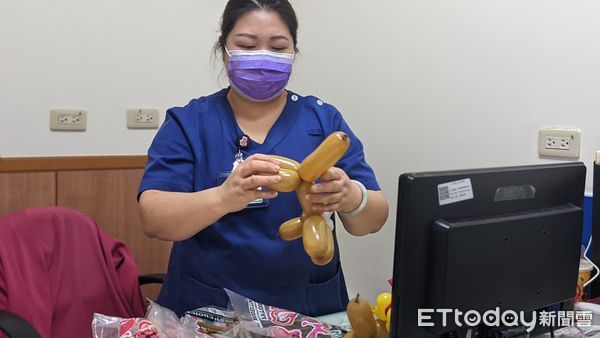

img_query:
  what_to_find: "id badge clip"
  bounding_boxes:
[216,134,269,209]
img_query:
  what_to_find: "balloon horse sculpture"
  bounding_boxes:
[267,132,350,265]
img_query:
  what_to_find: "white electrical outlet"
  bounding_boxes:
[127,108,159,129]
[544,136,571,150]
[50,109,87,131]
[538,128,581,158]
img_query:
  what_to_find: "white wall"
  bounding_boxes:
[3,0,600,303]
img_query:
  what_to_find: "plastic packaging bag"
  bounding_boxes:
[183,306,238,335]
[92,314,160,338]
[224,289,346,338]
[93,292,345,338]
[93,301,213,338]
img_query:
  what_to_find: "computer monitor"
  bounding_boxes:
[390,162,586,337]
[591,159,600,298]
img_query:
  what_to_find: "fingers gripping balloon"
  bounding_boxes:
[267,132,350,265]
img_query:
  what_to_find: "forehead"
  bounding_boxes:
[230,9,292,37]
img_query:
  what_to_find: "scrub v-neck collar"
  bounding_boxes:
[220,88,300,155]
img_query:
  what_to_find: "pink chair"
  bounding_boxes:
[0,207,153,337]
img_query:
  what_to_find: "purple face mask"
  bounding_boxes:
[226,48,294,102]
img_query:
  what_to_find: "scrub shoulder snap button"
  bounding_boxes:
[316,99,324,106]
[291,95,299,101]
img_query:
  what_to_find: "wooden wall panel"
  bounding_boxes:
[0,156,147,172]
[57,169,171,300]
[0,157,170,301]
[0,172,56,216]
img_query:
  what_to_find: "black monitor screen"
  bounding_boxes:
[390,162,586,337]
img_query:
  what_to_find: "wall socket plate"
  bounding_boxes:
[538,127,581,158]
[127,108,159,129]
[50,109,87,131]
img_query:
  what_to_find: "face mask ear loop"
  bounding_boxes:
[225,47,232,58]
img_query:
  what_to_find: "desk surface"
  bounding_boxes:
[538,326,600,337]
[315,311,350,331]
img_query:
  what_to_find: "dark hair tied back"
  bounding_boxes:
[215,0,299,56]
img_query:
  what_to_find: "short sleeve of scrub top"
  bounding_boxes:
[137,111,195,197]
[324,102,381,192]
[137,89,380,318]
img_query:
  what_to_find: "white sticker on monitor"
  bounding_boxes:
[438,178,474,206]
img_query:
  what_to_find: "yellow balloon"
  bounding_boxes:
[372,292,392,321]
[386,309,391,332]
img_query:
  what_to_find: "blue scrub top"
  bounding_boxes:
[138,88,380,317]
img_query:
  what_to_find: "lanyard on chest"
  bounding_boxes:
[232,134,250,171]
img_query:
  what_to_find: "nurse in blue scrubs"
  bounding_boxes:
[138,0,389,317]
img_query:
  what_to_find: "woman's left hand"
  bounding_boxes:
[305,167,362,213]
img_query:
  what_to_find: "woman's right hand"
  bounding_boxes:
[217,154,281,213]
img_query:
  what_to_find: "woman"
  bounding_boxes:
[138,0,388,317]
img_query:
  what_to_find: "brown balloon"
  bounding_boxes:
[270,155,300,171]
[296,181,315,216]
[343,331,355,338]
[344,297,390,338]
[267,132,350,265]
[278,217,303,241]
[310,224,335,265]
[268,169,300,193]
[298,132,350,183]
[347,294,377,338]
[374,320,389,338]
[302,215,329,259]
